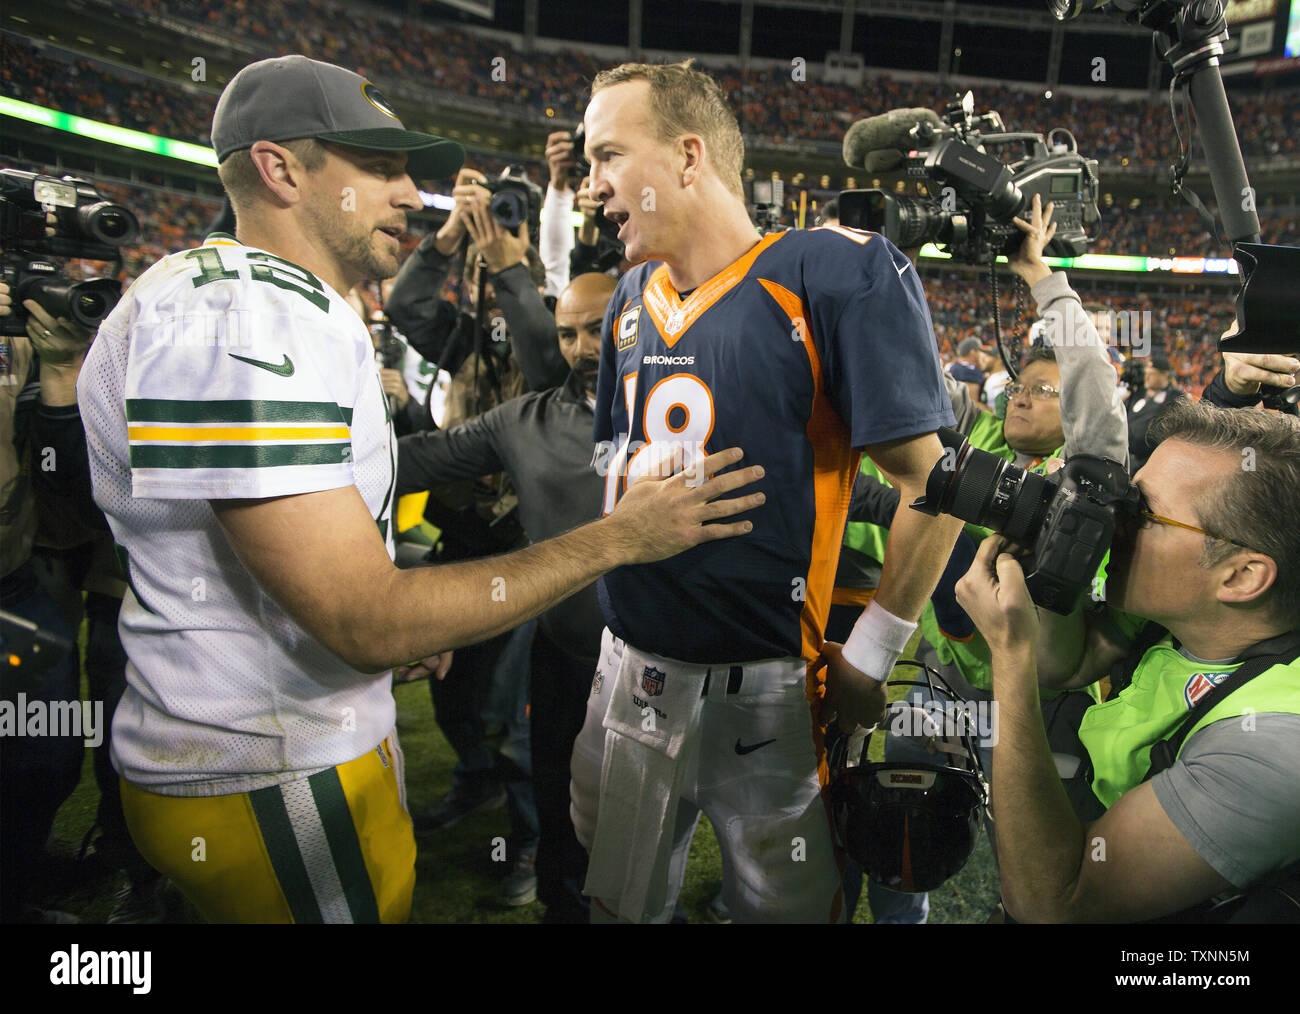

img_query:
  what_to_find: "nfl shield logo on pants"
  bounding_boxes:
[641,666,666,697]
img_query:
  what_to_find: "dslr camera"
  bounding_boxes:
[0,169,139,337]
[563,123,623,246]
[911,427,1141,614]
[483,166,543,249]
[839,92,1099,265]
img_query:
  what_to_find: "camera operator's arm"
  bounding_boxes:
[385,235,458,361]
[540,131,577,299]
[1203,318,1299,407]
[464,203,568,391]
[3,290,105,531]
[957,537,1233,922]
[1010,196,1128,466]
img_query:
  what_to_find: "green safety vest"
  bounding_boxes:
[1079,644,1300,808]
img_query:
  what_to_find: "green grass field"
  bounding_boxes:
[43,629,999,923]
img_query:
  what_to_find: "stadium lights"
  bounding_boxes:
[917,244,1239,275]
[0,96,219,167]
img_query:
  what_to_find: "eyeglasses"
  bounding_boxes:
[1005,382,1060,401]
[1138,509,1254,551]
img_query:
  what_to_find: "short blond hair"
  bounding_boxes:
[591,60,744,200]
[217,137,326,212]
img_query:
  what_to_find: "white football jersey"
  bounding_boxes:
[79,233,398,797]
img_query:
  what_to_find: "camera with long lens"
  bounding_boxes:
[751,179,789,235]
[483,166,544,249]
[911,427,1141,614]
[0,168,139,337]
[838,92,1099,265]
[568,121,592,184]
[564,122,622,246]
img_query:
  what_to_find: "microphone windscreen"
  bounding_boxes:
[842,107,945,169]
[865,149,905,173]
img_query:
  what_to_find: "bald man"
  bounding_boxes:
[397,272,618,922]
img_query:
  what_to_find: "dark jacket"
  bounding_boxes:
[397,373,603,657]
[386,233,567,405]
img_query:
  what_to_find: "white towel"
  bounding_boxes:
[582,641,706,922]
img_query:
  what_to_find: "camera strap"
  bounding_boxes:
[1167,76,1226,247]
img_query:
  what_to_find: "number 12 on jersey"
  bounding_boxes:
[602,371,716,513]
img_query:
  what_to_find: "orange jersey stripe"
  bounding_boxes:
[641,233,784,349]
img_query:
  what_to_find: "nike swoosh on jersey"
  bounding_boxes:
[228,352,295,377]
[734,738,777,755]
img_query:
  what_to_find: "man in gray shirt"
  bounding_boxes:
[397,273,617,923]
[957,397,1300,922]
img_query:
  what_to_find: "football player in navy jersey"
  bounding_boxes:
[569,60,968,923]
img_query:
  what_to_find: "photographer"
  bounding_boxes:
[539,129,624,283]
[387,167,566,414]
[850,195,1128,922]
[347,282,436,438]
[539,130,577,298]
[1,278,93,922]
[957,399,1300,923]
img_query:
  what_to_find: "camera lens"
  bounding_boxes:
[75,289,108,319]
[915,430,1056,549]
[33,277,122,328]
[489,190,526,230]
[76,201,139,245]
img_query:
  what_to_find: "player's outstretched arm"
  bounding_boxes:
[212,446,764,673]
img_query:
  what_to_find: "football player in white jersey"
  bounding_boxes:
[77,54,765,924]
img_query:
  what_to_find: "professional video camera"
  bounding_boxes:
[484,166,543,249]
[911,427,1141,614]
[0,169,138,338]
[751,179,789,235]
[838,92,1100,265]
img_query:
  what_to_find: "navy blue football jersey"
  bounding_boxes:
[593,226,955,664]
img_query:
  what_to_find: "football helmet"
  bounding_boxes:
[827,660,990,894]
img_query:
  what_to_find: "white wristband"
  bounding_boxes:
[840,600,917,682]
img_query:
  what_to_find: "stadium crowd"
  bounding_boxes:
[6,6,1300,169]
[5,33,1296,266]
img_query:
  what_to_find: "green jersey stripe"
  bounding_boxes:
[126,399,348,425]
[308,768,381,924]
[131,443,351,469]
[249,785,325,924]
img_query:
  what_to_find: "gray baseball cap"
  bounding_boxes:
[212,55,465,180]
